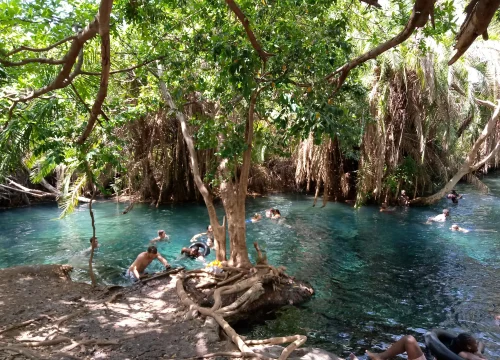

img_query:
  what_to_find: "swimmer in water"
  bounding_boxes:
[271,209,281,219]
[251,213,262,223]
[191,225,214,247]
[426,209,450,223]
[380,203,395,212]
[450,224,469,233]
[265,208,274,218]
[150,229,170,244]
[447,189,463,204]
[82,237,99,255]
[350,333,486,360]
[126,246,170,281]
[181,245,204,259]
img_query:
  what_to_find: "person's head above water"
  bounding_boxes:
[381,203,388,209]
[158,230,166,238]
[451,224,459,230]
[147,245,158,259]
[450,333,479,354]
[89,237,99,249]
[181,246,199,257]
[207,225,213,232]
[443,209,450,216]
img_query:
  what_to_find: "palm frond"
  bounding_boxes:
[58,174,87,219]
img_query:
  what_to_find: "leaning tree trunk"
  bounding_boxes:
[156,64,227,261]
[412,100,500,205]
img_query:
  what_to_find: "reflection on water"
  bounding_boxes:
[1,180,500,357]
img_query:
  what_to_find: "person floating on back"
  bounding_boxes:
[150,229,169,244]
[350,333,486,360]
[451,224,469,233]
[427,209,450,223]
[126,245,170,281]
[447,189,463,204]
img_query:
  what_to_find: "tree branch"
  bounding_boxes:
[449,0,500,65]
[76,0,114,145]
[225,0,274,62]
[325,0,436,93]
[5,36,77,57]
[239,87,265,194]
[360,0,382,8]
[0,57,66,67]
[80,55,167,76]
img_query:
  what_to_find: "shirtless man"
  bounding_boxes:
[127,246,170,280]
[427,209,450,223]
[150,230,169,244]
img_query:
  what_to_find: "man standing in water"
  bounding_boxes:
[127,246,170,280]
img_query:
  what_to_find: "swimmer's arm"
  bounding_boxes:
[156,253,169,267]
[130,265,141,280]
[190,233,205,243]
[458,352,486,360]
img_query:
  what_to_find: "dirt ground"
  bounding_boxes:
[0,265,341,360]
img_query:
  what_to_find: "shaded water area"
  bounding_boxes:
[1,178,500,358]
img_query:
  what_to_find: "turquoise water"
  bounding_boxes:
[1,180,500,358]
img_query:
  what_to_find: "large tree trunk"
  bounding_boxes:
[221,180,251,268]
[156,65,227,261]
[412,100,500,205]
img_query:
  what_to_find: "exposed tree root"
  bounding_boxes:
[0,345,47,359]
[176,267,309,360]
[55,308,88,328]
[188,351,272,359]
[0,314,53,335]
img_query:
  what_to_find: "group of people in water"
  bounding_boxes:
[117,208,283,281]
[380,189,469,233]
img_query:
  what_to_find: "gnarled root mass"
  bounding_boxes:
[176,265,314,360]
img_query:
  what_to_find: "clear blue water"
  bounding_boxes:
[1,178,500,358]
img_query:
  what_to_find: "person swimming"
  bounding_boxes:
[271,209,281,219]
[450,224,469,233]
[427,209,450,223]
[181,245,204,259]
[190,225,214,247]
[150,229,170,244]
[380,203,395,212]
[251,213,262,223]
[447,189,463,204]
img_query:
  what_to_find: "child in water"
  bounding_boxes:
[450,224,469,233]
